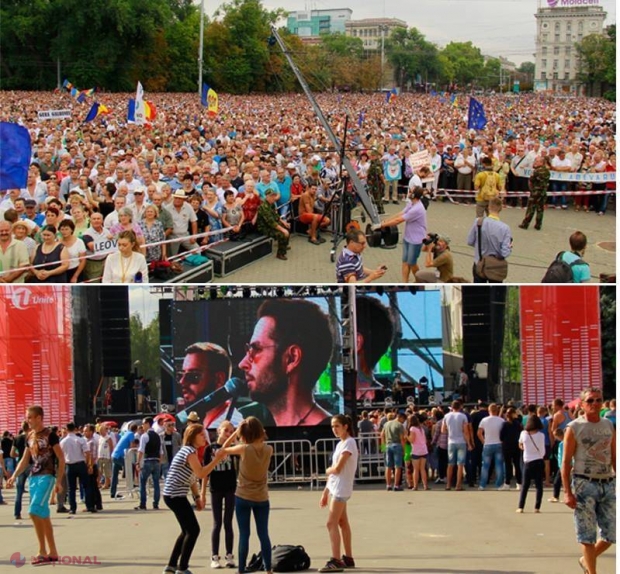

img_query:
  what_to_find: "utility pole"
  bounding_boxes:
[380,26,386,90]
[57,58,61,90]
[198,0,205,96]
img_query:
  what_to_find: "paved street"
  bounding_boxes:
[0,483,615,573]
[211,199,616,284]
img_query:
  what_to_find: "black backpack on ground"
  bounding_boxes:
[541,251,583,283]
[246,545,311,572]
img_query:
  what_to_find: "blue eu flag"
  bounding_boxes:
[0,122,31,191]
[468,97,487,130]
[201,83,209,107]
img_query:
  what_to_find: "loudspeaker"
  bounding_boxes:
[462,287,506,401]
[99,287,131,377]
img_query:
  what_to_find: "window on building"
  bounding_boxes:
[554,46,560,55]
[555,22,560,31]
[553,72,558,80]
[541,72,547,80]
[565,59,570,69]
[565,72,570,80]
[578,33,582,41]
[542,33,549,42]
[542,46,547,55]
[578,21,583,30]
[553,59,558,70]
[567,22,572,31]
[555,33,560,41]
[566,34,572,42]
[542,59,547,68]
[565,46,571,54]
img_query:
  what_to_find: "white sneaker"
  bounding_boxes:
[225,554,236,568]
[515,484,521,491]
[498,484,512,491]
[211,556,222,569]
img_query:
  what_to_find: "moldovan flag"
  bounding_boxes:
[0,122,32,191]
[84,102,110,123]
[202,83,218,116]
[135,81,146,126]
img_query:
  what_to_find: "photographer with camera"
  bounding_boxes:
[415,233,454,283]
[379,187,427,283]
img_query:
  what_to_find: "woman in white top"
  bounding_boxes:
[58,219,87,283]
[102,230,149,283]
[318,415,359,573]
[517,414,545,513]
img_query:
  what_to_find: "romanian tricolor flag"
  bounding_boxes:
[84,102,110,123]
[450,94,458,107]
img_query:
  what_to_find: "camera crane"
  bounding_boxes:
[269,26,399,251]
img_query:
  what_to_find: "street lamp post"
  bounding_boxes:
[198,0,205,96]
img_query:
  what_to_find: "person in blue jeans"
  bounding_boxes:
[477,404,507,490]
[220,417,274,574]
[380,412,406,491]
[110,422,139,499]
[135,417,163,510]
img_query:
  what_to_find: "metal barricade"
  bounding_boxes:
[357,432,385,482]
[266,440,314,487]
[123,447,139,498]
[313,433,385,488]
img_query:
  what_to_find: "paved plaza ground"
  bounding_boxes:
[212,199,616,284]
[0,482,615,573]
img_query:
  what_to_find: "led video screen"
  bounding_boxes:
[170,295,344,428]
[356,290,443,403]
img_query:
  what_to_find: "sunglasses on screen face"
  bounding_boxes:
[584,398,603,404]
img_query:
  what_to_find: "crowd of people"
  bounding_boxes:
[0,90,615,283]
[0,388,615,573]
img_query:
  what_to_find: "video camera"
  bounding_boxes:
[422,232,439,246]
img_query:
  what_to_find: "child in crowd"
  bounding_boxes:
[548,428,564,503]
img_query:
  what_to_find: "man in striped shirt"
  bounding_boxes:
[336,229,386,283]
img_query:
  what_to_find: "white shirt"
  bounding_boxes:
[326,436,358,499]
[60,433,89,464]
[103,210,120,230]
[519,430,545,463]
[443,411,468,445]
[102,251,149,283]
[479,415,504,446]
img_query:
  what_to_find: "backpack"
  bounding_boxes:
[479,171,500,201]
[272,545,311,572]
[247,545,311,572]
[541,251,582,283]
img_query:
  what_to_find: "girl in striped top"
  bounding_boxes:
[162,424,225,574]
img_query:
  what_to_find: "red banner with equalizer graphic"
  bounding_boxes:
[0,286,73,431]
[519,286,602,406]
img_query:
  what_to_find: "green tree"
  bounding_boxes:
[481,57,501,91]
[439,41,484,87]
[576,26,615,98]
[385,27,440,90]
[501,287,521,389]
[0,0,56,89]
[599,286,616,399]
[130,313,161,383]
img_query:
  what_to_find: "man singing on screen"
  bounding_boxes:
[238,299,335,426]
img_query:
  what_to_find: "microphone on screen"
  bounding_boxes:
[176,377,248,424]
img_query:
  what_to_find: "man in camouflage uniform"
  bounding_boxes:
[366,149,385,214]
[257,189,290,260]
[519,156,550,231]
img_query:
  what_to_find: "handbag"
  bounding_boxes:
[475,218,508,282]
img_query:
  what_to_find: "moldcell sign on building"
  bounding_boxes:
[547,0,600,6]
